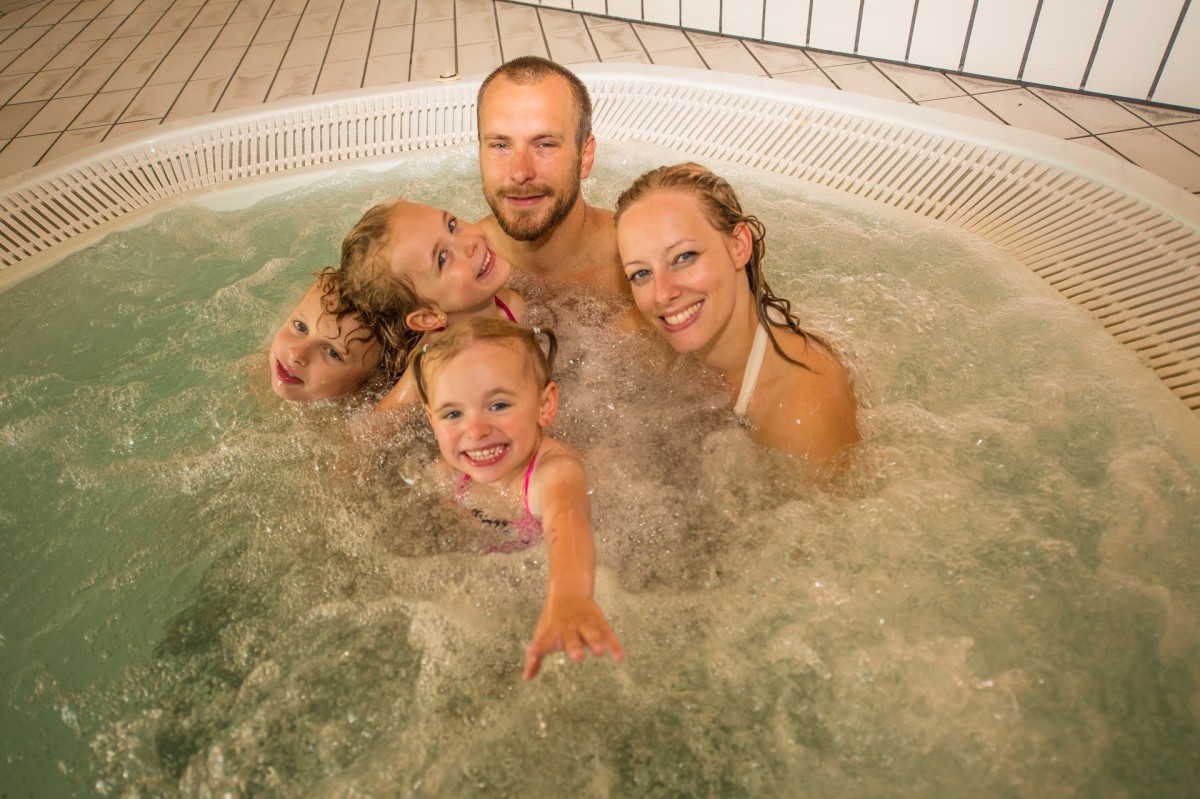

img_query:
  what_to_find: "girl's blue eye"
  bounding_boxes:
[293,320,308,334]
[326,347,344,362]
[447,217,457,233]
[489,401,511,412]
[437,250,447,269]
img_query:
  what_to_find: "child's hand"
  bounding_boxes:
[523,593,624,680]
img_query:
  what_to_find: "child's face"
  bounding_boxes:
[385,202,513,316]
[268,283,381,402]
[424,340,557,485]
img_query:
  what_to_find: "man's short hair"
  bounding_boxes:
[477,56,593,150]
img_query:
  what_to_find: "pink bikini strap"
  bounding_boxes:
[494,294,517,322]
[521,452,537,519]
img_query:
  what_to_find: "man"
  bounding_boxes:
[476,56,631,302]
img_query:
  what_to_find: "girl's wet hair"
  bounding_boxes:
[409,317,558,406]
[614,161,827,369]
[339,198,426,367]
[312,266,403,384]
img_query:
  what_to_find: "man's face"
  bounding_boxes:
[478,74,595,242]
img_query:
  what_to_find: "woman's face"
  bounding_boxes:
[617,189,752,357]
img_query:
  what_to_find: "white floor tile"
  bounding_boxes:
[971,88,1088,139]
[875,62,963,102]
[1098,127,1200,192]
[649,47,706,70]
[823,62,909,104]
[1030,87,1149,135]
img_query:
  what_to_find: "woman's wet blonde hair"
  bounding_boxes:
[409,317,558,407]
[339,198,426,370]
[614,162,825,369]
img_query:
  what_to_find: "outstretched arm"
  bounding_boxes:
[523,453,624,680]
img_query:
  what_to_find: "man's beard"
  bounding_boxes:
[487,178,581,243]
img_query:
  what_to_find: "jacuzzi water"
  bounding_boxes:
[1,142,1198,797]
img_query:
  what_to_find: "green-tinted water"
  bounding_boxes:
[1,145,1198,797]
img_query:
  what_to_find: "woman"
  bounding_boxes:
[614,162,859,466]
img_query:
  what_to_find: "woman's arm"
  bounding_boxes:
[522,450,624,680]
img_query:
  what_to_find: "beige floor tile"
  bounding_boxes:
[328,31,371,63]
[0,98,43,136]
[919,95,1004,124]
[42,124,109,162]
[73,88,137,127]
[282,37,328,69]
[254,15,300,45]
[45,39,103,70]
[130,32,180,62]
[413,20,455,51]
[409,47,456,81]
[745,40,816,75]
[113,12,163,37]
[267,63,320,100]
[0,26,50,52]
[504,27,567,60]
[102,57,160,92]
[591,23,642,60]
[241,41,287,73]
[803,50,863,69]
[99,0,145,18]
[696,41,766,77]
[213,20,260,49]
[86,36,141,65]
[457,40,503,76]
[153,7,202,33]
[171,25,221,54]
[540,7,587,34]
[194,47,246,80]
[39,21,88,47]
[120,81,182,121]
[632,23,690,52]
[1098,127,1200,192]
[192,3,236,28]
[11,67,73,102]
[216,71,274,110]
[649,47,706,70]
[459,0,497,15]
[148,49,205,85]
[306,0,343,12]
[458,13,499,46]
[314,59,364,93]
[166,76,226,119]
[495,4,538,39]
[600,52,650,65]
[269,0,309,16]
[948,73,1020,95]
[230,0,271,24]
[0,73,26,104]
[63,1,110,24]
[370,26,413,58]
[0,131,55,177]
[106,117,162,141]
[1160,120,1200,153]
[1117,101,1200,127]
[336,4,377,34]
[416,0,455,24]
[2,45,63,75]
[378,1,417,28]
[875,62,963,102]
[772,68,839,90]
[972,88,1087,139]
[21,93,90,134]
[547,30,597,65]
[1029,87,1150,135]
[823,62,908,103]
[76,15,123,41]
[0,51,18,73]
[1065,134,1126,161]
[26,4,72,26]
[364,53,410,87]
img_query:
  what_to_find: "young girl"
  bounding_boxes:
[615,163,860,466]
[410,316,623,681]
[268,267,403,402]
[340,199,527,412]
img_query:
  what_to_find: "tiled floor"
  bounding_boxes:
[2,0,1200,195]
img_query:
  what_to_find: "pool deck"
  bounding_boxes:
[1,0,1199,195]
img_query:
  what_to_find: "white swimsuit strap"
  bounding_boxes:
[734,323,769,416]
